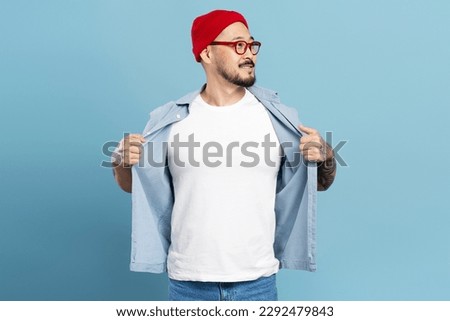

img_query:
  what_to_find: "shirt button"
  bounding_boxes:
[176,114,181,119]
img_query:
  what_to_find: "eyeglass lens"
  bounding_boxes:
[236,41,260,54]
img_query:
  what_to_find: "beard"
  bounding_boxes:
[216,60,256,87]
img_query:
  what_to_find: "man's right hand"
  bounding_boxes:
[113,134,146,167]
[113,134,146,193]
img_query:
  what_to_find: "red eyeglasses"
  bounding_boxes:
[209,40,262,55]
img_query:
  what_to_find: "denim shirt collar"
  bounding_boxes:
[170,84,300,139]
[174,84,281,106]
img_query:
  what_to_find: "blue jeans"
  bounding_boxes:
[168,274,278,301]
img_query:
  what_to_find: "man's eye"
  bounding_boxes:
[236,42,246,49]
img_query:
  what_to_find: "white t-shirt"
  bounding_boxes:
[167,89,281,282]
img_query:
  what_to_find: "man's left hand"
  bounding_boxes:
[299,125,336,191]
[298,125,328,162]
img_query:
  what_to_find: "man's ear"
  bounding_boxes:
[199,47,212,64]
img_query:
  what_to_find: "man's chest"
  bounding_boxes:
[167,103,281,170]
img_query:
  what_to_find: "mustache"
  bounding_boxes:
[239,60,255,68]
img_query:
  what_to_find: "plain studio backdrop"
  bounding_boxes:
[0,0,449,300]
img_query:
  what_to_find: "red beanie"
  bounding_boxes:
[191,10,248,62]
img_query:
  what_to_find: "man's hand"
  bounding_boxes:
[113,134,146,167]
[298,125,328,162]
[112,134,146,193]
[298,125,336,191]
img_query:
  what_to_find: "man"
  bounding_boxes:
[112,10,336,301]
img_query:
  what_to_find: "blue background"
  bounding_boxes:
[1,0,449,300]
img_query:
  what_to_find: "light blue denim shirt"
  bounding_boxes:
[130,85,317,274]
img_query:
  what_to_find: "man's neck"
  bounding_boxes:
[200,81,246,106]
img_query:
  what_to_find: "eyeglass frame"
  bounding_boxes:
[209,40,262,55]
